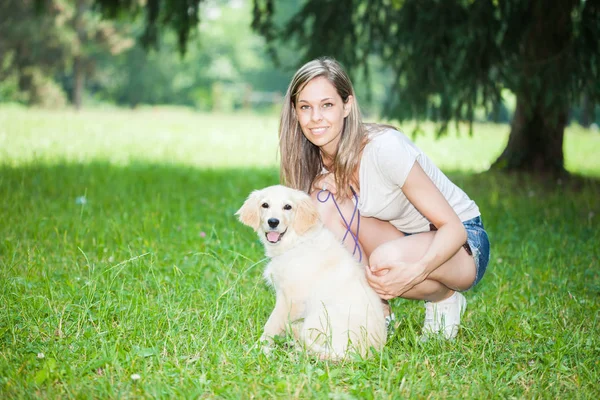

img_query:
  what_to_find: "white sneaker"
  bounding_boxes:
[422,292,467,340]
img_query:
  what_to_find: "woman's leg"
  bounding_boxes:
[369,233,476,301]
[311,191,476,302]
[311,191,477,339]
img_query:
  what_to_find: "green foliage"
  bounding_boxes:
[2,1,292,109]
[22,67,69,108]
[0,52,23,103]
[253,0,599,126]
[0,0,74,104]
[84,0,600,173]
[0,108,599,397]
[0,0,132,106]
[92,1,291,110]
[251,0,600,174]
[91,0,202,55]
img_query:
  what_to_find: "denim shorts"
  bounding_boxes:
[403,216,490,290]
[462,216,490,289]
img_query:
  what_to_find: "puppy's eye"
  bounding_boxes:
[261,203,269,209]
[283,204,292,210]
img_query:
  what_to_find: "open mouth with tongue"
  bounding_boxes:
[265,229,287,244]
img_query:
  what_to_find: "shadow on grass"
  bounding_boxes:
[2,160,598,206]
[1,161,598,297]
[2,160,598,245]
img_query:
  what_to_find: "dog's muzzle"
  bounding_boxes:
[265,229,286,243]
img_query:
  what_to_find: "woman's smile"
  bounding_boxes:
[310,126,329,135]
[295,76,352,155]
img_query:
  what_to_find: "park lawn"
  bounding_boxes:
[0,106,599,398]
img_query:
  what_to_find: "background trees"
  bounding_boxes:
[87,0,600,176]
[0,0,132,107]
[0,0,74,106]
[2,0,598,176]
[252,0,600,176]
[1,0,291,110]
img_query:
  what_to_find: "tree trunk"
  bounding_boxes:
[492,0,575,177]
[492,96,567,175]
[72,0,87,110]
[580,93,593,128]
[73,56,84,110]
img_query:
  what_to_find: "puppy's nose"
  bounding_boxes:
[268,218,279,228]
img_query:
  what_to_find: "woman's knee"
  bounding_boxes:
[368,240,404,268]
[368,235,430,268]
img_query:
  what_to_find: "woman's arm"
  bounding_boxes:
[401,161,466,275]
[366,161,467,298]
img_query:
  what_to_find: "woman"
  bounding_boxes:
[278,57,490,340]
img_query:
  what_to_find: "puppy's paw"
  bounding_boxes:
[259,335,274,356]
[261,344,274,356]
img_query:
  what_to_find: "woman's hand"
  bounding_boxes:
[365,261,427,300]
[312,172,337,194]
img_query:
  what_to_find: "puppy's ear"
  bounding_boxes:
[236,190,261,230]
[293,196,320,234]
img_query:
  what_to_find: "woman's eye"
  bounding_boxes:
[300,105,310,110]
[283,204,292,210]
[323,103,333,108]
[261,203,269,209]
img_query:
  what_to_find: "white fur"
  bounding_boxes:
[237,185,386,360]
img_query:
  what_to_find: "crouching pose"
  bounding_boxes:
[277,57,491,340]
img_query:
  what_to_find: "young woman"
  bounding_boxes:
[278,57,491,340]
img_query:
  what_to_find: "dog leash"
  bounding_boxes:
[316,186,362,262]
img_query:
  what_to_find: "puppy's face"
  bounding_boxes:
[236,185,320,252]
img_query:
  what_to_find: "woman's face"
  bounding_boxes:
[294,76,352,158]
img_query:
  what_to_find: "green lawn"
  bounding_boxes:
[1,106,599,398]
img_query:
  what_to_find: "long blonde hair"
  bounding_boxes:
[279,57,368,199]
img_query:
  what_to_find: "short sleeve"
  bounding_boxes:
[372,132,420,188]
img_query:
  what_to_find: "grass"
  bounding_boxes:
[0,106,599,398]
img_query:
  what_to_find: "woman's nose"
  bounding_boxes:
[311,108,323,121]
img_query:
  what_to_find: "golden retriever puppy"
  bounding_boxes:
[236,185,386,360]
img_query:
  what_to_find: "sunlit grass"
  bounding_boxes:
[0,107,600,176]
[2,106,599,175]
[0,106,599,398]
[0,106,280,168]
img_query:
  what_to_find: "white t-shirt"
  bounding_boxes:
[357,128,480,233]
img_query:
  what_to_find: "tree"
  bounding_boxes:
[1,0,132,107]
[92,0,291,109]
[252,0,600,176]
[0,0,73,105]
[94,0,599,177]
[68,0,133,109]
[90,0,202,55]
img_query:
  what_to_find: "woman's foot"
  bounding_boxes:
[421,291,467,340]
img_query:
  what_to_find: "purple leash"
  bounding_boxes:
[316,186,362,262]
